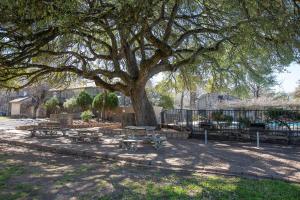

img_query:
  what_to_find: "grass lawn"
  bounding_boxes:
[0,144,299,200]
[0,116,9,120]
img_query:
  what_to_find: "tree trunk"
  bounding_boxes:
[32,105,39,119]
[180,91,184,110]
[189,91,196,109]
[101,90,107,121]
[130,88,157,126]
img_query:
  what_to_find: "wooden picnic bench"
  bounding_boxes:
[119,134,167,151]
[121,139,143,151]
[69,135,102,143]
[29,127,69,138]
[68,129,103,143]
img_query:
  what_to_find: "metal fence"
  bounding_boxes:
[161,109,300,142]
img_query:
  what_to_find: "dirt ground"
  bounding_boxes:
[1,128,300,182]
[1,143,300,200]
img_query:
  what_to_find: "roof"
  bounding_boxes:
[9,97,30,103]
[197,93,239,100]
[218,98,300,109]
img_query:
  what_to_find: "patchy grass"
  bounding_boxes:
[0,144,299,200]
[0,165,37,200]
[0,116,9,121]
[55,164,94,186]
[98,175,300,200]
[0,165,25,187]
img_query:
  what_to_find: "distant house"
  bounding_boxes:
[48,82,103,103]
[9,97,46,118]
[0,90,27,116]
[9,97,32,117]
[2,80,134,118]
[48,82,131,106]
[196,93,239,110]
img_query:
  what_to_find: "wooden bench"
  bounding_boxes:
[69,134,102,143]
[121,139,143,151]
[119,135,167,151]
[29,127,69,138]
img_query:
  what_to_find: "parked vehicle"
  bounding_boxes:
[0,111,7,116]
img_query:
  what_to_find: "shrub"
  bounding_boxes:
[265,108,300,121]
[44,96,60,114]
[211,110,233,126]
[106,92,119,110]
[76,91,93,111]
[63,97,78,113]
[81,110,93,122]
[92,93,104,111]
[92,92,119,120]
[158,94,174,109]
[238,117,251,128]
[265,108,300,130]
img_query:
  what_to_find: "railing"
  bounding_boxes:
[161,109,300,143]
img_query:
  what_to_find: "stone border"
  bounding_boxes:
[0,138,298,183]
[16,124,121,130]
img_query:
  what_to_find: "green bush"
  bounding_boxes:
[81,110,93,122]
[211,110,233,126]
[211,111,233,122]
[106,92,119,110]
[92,93,104,111]
[63,97,78,113]
[44,96,60,114]
[158,94,174,109]
[238,117,251,128]
[76,91,93,111]
[92,92,119,120]
[265,108,300,121]
[265,108,300,130]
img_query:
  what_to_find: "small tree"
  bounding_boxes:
[106,92,119,111]
[92,93,104,121]
[158,94,174,110]
[63,97,78,113]
[44,97,60,115]
[92,92,119,121]
[76,91,93,111]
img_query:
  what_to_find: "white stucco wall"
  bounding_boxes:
[10,103,21,116]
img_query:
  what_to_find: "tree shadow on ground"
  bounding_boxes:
[1,143,300,200]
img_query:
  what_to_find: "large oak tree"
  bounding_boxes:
[0,0,299,125]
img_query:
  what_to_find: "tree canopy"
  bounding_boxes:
[0,0,299,125]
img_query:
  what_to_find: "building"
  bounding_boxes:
[196,93,240,110]
[48,82,103,103]
[0,90,27,116]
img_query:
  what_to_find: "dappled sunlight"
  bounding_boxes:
[1,129,300,183]
[0,142,300,199]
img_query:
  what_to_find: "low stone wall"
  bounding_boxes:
[50,113,73,126]
[16,123,121,130]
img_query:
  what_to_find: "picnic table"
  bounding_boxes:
[119,134,167,151]
[68,128,102,143]
[29,121,69,138]
[124,126,156,136]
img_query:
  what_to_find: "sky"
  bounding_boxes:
[273,62,300,93]
[151,62,300,94]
